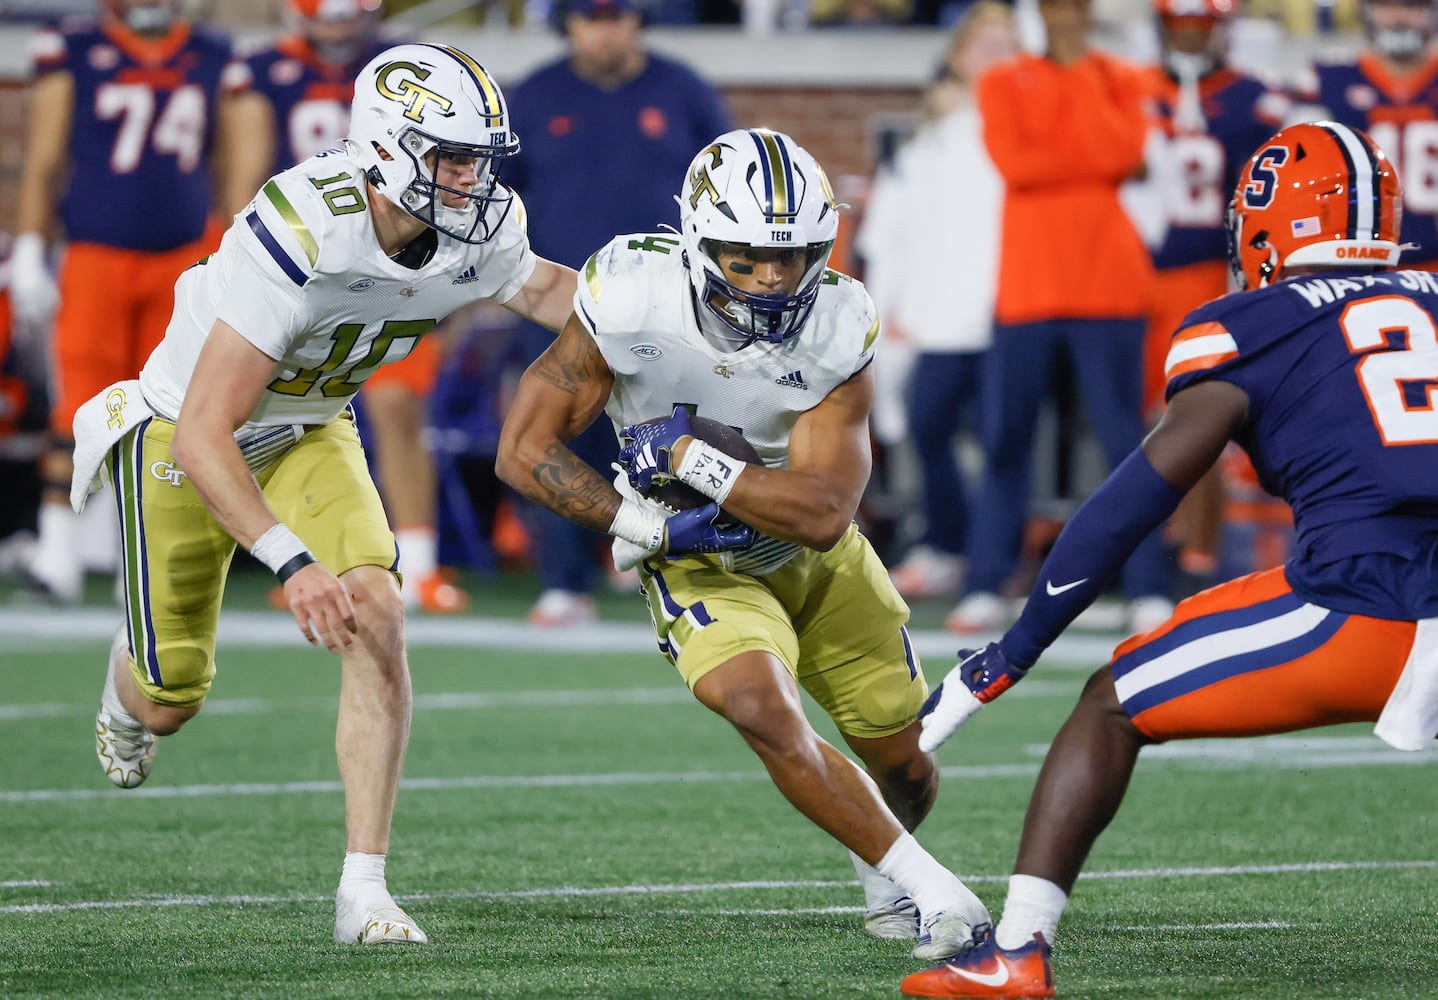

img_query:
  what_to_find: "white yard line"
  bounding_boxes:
[0,606,1116,663]
[2,861,1430,918]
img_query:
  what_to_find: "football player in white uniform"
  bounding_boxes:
[497,128,990,960]
[73,43,577,944]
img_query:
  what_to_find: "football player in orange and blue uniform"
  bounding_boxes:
[1142,0,1290,587]
[12,0,244,602]
[1294,0,1438,269]
[906,121,1438,997]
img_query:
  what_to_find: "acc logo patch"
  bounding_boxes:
[348,277,375,291]
[630,344,663,360]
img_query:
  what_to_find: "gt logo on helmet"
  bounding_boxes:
[375,61,455,123]
[688,143,724,210]
[1242,145,1288,209]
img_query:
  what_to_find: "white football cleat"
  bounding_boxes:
[95,707,156,789]
[95,629,155,789]
[864,895,921,940]
[914,909,984,962]
[334,888,428,945]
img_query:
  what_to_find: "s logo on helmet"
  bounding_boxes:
[375,61,455,123]
[1242,145,1289,210]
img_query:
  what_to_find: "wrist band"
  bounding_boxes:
[675,439,747,505]
[275,552,317,584]
[609,498,666,552]
[251,523,314,580]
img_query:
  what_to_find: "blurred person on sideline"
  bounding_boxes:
[503,0,732,627]
[498,127,991,958]
[904,119,1437,1000]
[1141,0,1289,593]
[75,44,576,943]
[223,1,469,614]
[10,0,245,604]
[856,1,1017,602]
[950,0,1172,636]
[1293,0,1438,269]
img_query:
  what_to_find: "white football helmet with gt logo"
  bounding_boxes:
[678,128,839,344]
[347,43,520,244]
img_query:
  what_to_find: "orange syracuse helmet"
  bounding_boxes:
[1228,121,1403,290]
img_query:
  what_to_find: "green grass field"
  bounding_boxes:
[1,571,1434,998]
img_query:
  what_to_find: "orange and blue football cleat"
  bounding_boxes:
[901,931,1054,998]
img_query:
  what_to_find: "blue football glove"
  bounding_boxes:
[917,642,1029,752]
[663,502,755,558]
[618,405,694,493]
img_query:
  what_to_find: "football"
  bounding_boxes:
[635,414,762,516]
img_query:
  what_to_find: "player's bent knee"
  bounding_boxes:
[343,564,406,650]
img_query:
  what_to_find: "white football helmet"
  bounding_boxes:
[678,128,839,344]
[347,43,520,244]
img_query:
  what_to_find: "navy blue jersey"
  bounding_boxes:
[1298,54,1438,264]
[1166,269,1438,618]
[1147,67,1288,270]
[31,18,237,251]
[240,35,392,175]
[504,52,732,269]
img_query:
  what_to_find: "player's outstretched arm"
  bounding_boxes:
[501,258,579,334]
[171,321,356,653]
[919,379,1248,750]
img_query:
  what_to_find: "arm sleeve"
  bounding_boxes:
[1002,448,1184,668]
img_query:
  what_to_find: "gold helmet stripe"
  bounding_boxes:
[421,43,505,122]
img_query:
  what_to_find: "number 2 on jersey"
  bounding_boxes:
[1339,295,1438,445]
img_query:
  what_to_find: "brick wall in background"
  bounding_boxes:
[0,81,922,238]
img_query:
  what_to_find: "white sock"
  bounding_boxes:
[995,873,1068,949]
[849,849,905,909]
[101,632,142,730]
[339,851,388,895]
[395,527,437,581]
[874,831,985,921]
[32,502,83,598]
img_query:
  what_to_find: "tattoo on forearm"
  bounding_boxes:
[528,443,618,532]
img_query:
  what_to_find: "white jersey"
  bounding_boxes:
[140,147,536,430]
[577,232,879,575]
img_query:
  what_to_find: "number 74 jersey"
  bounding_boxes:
[1164,269,1438,617]
[140,148,537,430]
[30,18,244,252]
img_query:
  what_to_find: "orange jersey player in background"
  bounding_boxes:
[11,0,245,603]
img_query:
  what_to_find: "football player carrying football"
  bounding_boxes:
[71,43,577,945]
[904,122,1438,997]
[497,128,990,960]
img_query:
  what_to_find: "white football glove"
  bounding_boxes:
[917,683,985,753]
[9,233,58,334]
[917,643,1029,753]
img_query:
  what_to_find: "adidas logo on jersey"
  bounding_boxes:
[452,265,479,285]
[775,370,808,390]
